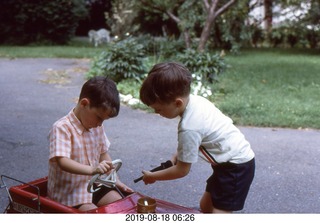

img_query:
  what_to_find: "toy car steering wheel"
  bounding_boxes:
[87,159,122,193]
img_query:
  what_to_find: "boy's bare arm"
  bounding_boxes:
[55,157,112,175]
[142,160,191,184]
[99,151,112,162]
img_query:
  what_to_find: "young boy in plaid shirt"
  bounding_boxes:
[48,76,133,211]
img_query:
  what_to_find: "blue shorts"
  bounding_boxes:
[205,158,255,211]
[92,185,131,205]
[92,185,116,205]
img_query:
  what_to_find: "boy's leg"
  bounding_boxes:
[77,203,97,211]
[93,185,122,206]
[200,192,232,213]
[200,191,213,213]
[96,190,122,206]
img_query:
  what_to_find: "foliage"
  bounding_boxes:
[211,1,252,52]
[86,37,147,83]
[178,48,227,84]
[177,48,227,98]
[249,23,265,48]
[105,0,138,38]
[0,0,88,45]
[1,43,319,128]
[251,0,320,49]
[267,22,320,49]
[177,0,205,31]
[117,79,142,99]
[270,27,285,47]
[134,35,185,60]
[157,37,186,59]
[299,0,320,48]
[136,0,232,50]
[135,0,250,52]
[133,35,158,55]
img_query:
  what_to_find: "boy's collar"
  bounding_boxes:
[68,109,87,135]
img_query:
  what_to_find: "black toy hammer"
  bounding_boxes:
[133,160,173,183]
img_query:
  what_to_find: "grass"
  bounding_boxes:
[213,49,320,129]
[0,41,319,129]
[0,38,105,58]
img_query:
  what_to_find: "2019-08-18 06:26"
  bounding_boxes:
[125,213,196,222]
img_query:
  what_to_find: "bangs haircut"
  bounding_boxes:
[79,76,120,118]
[140,62,192,105]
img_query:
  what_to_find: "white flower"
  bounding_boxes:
[120,94,133,103]
[128,98,140,106]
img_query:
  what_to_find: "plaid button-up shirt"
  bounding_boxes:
[47,109,110,206]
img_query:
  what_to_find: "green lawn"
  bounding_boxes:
[0,38,104,58]
[213,49,320,129]
[0,43,319,129]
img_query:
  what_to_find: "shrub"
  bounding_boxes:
[157,37,186,59]
[133,35,157,55]
[0,0,88,45]
[177,48,227,98]
[135,35,185,60]
[86,37,147,83]
[178,48,227,83]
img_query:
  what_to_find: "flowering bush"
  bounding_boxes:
[178,48,227,98]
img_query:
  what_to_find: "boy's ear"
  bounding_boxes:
[175,98,184,107]
[79,98,90,107]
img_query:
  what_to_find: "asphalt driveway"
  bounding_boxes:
[0,58,319,213]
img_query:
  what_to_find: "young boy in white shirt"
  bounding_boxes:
[139,62,255,213]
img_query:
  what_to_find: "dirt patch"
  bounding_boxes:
[40,68,71,85]
[39,59,90,85]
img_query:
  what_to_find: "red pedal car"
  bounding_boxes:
[1,160,200,214]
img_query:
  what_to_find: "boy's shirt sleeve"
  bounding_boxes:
[177,130,201,163]
[99,126,110,154]
[49,124,72,160]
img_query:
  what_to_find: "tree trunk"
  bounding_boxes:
[264,0,273,43]
[197,0,237,52]
[197,12,216,52]
[183,29,191,48]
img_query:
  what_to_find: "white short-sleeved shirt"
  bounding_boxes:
[177,95,254,164]
[47,109,110,206]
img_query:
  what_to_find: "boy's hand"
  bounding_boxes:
[142,170,156,185]
[93,160,113,175]
[171,153,178,165]
[116,179,134,193]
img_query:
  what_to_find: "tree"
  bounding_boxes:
[263,0,273,43]
[265,0,320,48]
[138,0,238,51]
[0,0,88,44]
[76,0,112,36]
[138,0,194,48]
[105,0,138,38]
[197,0,237,51]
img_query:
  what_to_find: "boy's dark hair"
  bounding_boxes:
[79,76,120,117]
[140,62,192,105]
